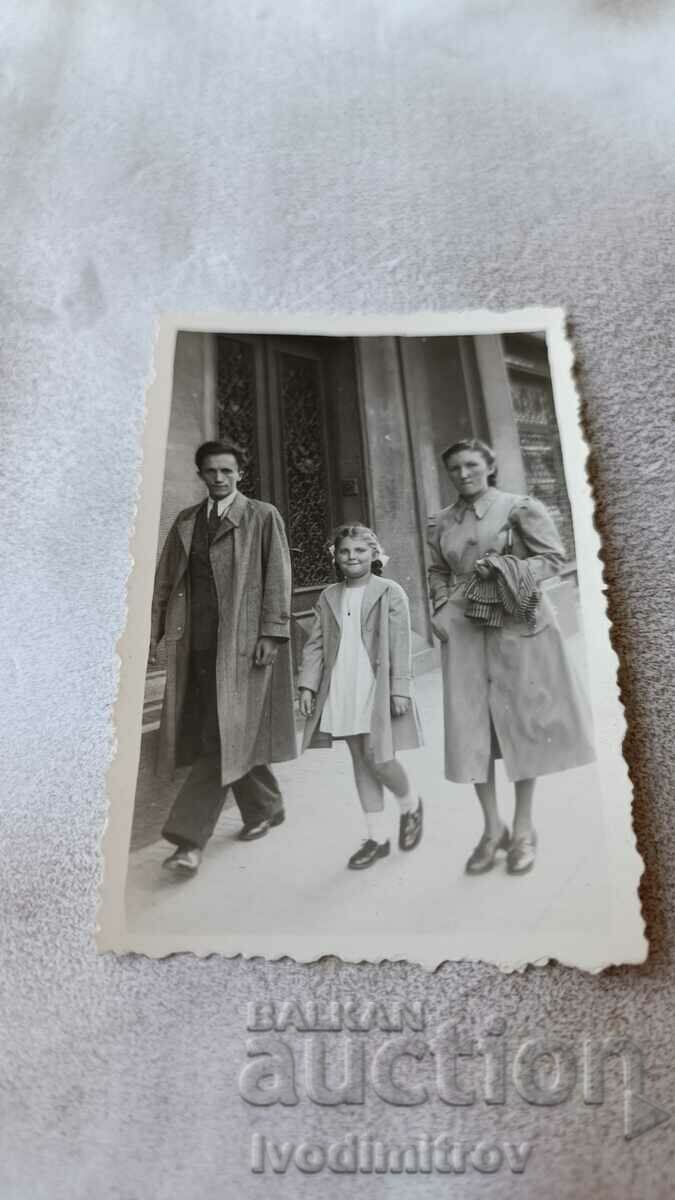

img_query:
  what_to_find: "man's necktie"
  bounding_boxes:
[207,501,221,543]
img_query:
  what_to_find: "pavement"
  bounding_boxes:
[125,637,613,951]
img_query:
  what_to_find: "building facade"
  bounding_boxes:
[156,330,574,666]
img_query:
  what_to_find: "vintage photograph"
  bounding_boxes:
[99,312,644,968]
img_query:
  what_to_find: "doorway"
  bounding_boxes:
[214,333,368,629]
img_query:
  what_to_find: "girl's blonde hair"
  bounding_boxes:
[330,524,385,580]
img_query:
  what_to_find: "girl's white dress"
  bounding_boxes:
[319,582,376,737]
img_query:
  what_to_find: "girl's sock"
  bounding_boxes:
[395,785,417,815]
[365,809,389,844]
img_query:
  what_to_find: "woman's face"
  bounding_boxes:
[445,450,492,499]
[336,536,376,581]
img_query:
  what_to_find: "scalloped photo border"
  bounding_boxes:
[97,308,647,971]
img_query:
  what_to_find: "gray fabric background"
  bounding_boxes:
[2,1,674,1195]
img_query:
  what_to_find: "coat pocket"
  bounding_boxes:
[165,584,187,641]
[430,600,452,643]
[502,610,551,638]
[517,620,550,638]
[236,586,261,654]
[246,586,263,645]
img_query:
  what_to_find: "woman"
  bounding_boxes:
[427,439,595,875]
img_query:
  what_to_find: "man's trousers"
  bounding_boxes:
[162,756,284,850]
[161,647,284,850]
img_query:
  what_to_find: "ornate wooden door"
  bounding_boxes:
[214,333,365,628]
[502,333,576,562]
[264,338,339,620]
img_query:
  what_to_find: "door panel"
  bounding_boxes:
[266,338,337,618]
[214,333,366,631]
[502,333,576,562]
[215,333,269,499]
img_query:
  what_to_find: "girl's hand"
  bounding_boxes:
[391,695,410,718]
[298,688,316,717]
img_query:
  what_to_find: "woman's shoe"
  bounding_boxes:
[506,831,537,875]
[465,824,510,874]
[399,798,424,851]
[347,839,390,870]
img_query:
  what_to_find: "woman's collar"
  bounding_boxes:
[453,487,498,522]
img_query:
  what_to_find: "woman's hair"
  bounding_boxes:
[441,438,498,486]
[330,523,385,579]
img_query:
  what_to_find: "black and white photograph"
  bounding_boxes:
[99,311,644,968]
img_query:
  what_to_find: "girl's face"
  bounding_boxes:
[336,536,376,581]
[446,450,492,499]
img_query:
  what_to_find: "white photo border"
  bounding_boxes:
[97,308,647,971]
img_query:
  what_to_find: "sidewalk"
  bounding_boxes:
[125,645,612,948]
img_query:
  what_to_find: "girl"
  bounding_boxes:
[298,524,424,870]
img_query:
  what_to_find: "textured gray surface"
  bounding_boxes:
[2,1,675,1195]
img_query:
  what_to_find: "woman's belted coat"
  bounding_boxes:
[150,492,298,787]
[298,575,423,765]
[427,488,595,783]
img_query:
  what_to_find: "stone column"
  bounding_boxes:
[157,330,208,556]
[473,335,527,493]
[355,337,431,647]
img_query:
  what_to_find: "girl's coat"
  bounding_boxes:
[298,575,423,764]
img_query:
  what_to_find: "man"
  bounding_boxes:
[149,439,298,875]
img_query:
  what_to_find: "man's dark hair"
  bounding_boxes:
[195,439,246,472]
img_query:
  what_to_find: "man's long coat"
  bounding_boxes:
[151,492,298,786]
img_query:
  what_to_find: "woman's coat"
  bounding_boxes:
[150,492,298,787]
[298,575,423,764]
[427,487,596,783]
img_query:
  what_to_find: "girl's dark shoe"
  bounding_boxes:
[399,798,424,851]
[347,839,390,870]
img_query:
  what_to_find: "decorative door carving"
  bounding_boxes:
[215,334,360,618]
[503,335,576,562]
[276,349,334,593]
[216,336,262,498]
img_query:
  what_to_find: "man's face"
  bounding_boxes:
[198,452,242,500]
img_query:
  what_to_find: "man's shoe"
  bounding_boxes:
[347,839,390,870]
[506,830,538,875]
[399,798,424,851]
[238,808,285,842]
[162,845,201,875]
[465,824,510,875]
